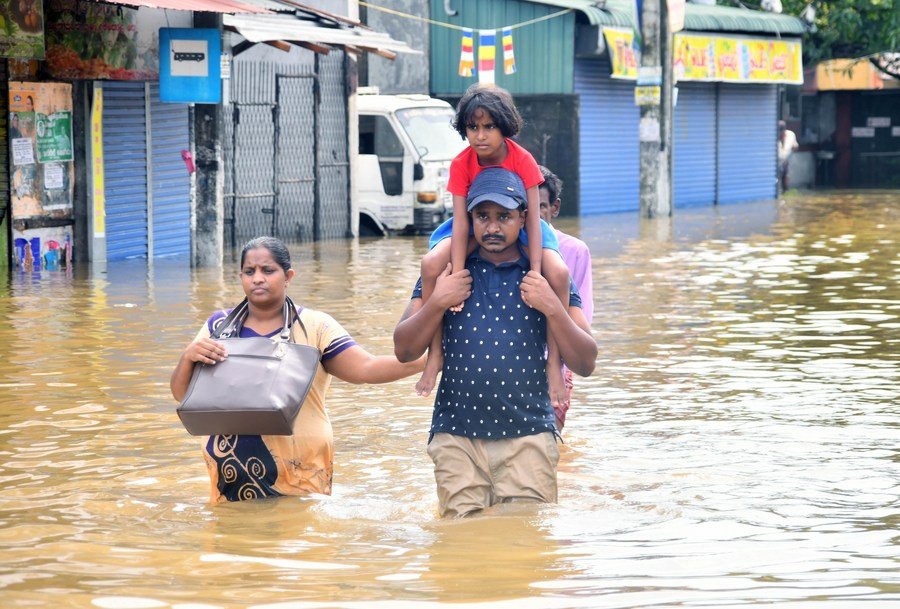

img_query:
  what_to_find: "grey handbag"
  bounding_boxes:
[176,296,321,436]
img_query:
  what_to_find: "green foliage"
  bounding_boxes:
[781,0,900,77]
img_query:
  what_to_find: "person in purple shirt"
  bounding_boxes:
[538,166,594,431]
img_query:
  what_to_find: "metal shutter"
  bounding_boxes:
[149,84,191,257]
[673,83,716,208]
[716,84,777,204]
[574,57,639,215]
[103,82,148,260]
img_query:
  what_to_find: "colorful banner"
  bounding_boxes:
[478,29,496,85]
[605,27,803,84]
[502,27,516,75]
[603,27,639,80]
[0,0,44,59]
[677,34,802,84]
[674,34,715,81]
[458,28,474,77]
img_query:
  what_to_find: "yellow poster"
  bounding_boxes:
[744,39,771,81]
[603,27,639,80]
[714,38,741,81]
[769,40,802,83]
[674,34,715,81]
[91,87,105,238]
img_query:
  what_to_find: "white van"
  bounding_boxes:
[357,89,466,235]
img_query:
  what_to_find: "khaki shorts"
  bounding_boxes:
[426,432,560,518]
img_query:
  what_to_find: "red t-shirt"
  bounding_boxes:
[446,138,543,197]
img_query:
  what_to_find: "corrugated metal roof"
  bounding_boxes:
[522,0,805,35]
[223,13,420,53]
[519,0,614,26]
[97,0,270,13]
[685,3,806,35]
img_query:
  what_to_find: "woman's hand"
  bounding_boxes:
[171,337,227,402]
[183,337,228,365]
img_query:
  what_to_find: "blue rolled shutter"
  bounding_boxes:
[103,82,148,260]
[673,83,716,207]
[716,84,777,203]
[575,57,639,215]
[149,84,191,257]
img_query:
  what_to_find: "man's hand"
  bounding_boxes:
[432,263,472,311]
[519,270,565,317]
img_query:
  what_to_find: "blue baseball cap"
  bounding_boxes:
[466,167,527,212]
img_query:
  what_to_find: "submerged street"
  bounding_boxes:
[0,191,897,607]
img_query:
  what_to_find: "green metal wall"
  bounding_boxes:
[430,0,575,96]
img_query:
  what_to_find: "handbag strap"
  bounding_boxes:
[213,296,311,347]
[283,296,312,346]
[211,298,249,339]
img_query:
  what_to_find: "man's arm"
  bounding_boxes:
[520,271,597,377]
[393,264,473,362]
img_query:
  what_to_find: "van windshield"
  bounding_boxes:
[396,107,466,162]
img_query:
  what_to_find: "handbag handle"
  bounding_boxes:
[212,296,310,346]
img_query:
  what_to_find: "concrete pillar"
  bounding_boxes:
[192,12,225,266]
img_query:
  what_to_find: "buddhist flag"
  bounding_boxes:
[502,27,516,75]
[478,29,496,84]
[458,28,475,77]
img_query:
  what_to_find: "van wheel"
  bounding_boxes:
[359,215,386,238]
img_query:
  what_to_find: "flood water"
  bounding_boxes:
[0,191,897,608]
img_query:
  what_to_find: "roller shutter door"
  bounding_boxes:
[103,82,148,260]
[673,83,716,207]
[716,84,777,203]
[574,57,639,214]
[149,84,190,257]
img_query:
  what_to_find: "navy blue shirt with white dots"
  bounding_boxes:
[429,251,558,441]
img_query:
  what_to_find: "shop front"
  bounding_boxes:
[576,26,802,215]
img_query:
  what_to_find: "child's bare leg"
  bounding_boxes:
[417,241,450,397]
[543,249,571,411]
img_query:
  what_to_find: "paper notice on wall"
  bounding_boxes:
[851,127,875,138]
[892,127,900,137]
[12,137,34,165]
[866,117,890,128]
[44,163,64,190]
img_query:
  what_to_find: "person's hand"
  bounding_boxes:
[183,337,227,365]
[519,270,565,316]
[432,263,472,311]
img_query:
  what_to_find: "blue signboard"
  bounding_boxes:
[159,28,221,103]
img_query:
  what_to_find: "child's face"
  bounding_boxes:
[465,107,505,164]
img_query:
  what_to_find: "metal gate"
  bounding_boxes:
[225,53,350,248]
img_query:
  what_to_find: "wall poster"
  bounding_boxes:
[9,81,75,271]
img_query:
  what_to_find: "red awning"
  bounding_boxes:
[95,0,270,13]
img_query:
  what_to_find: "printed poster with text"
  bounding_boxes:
[9,81,75,270]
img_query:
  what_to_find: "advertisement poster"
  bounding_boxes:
[13,225,73,271]
[44,0,189,80]
[603,27,639,80]
[0,0,44,59]
[674,35,715,81]
[714,38,741,81]
[36,111,73,162]
[9,82,74,218]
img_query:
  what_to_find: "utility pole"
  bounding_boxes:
[638,0,674,218]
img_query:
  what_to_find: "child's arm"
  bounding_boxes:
[524,186,542,274]
[450,194,469,274]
